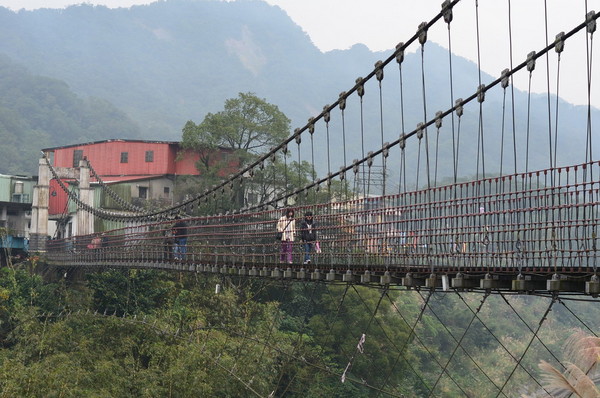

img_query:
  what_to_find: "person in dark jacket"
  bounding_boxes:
[163,227,174,260]
[300,211,317,264]
[172,217,188,260]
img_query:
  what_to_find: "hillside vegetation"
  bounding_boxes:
[0,55,140,175]
[0,260,598,397]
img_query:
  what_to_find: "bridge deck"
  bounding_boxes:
[43,162,600,296]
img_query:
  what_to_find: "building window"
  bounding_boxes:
[138,186,148,199]
[12,193,30,203]
[163,187,170,195]
[145,150,154,162]
[73,150,83,168]
[120,152,128,163]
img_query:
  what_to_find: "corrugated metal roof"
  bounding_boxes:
[93,175,166,184]
[42,139,180,152]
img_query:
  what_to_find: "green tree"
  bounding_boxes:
[308,286,415,395]
[86,269,177,316]
[181,92,290,159]
[181,92,291,209]
[180,92,353,213]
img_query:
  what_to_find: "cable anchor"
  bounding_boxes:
[435,111,443,129]
[554,32,565,54]
[339,91,347,110]
[367,152,374,167]
[526,51,536,73]
[375,60,384,81]
[416,123,424,140]
[352,159,360,174]
[442,0,453,24]
[501,68,510,89]
[418,22,428,45]
[355,77,365,97]
[455,98,464,117]
[587,11,597,34]
[323,105,331,123]
[477,84,486,103]
[308,117,315,135]
[395,42,405,64]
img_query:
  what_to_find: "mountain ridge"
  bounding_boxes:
[0,0,596,180]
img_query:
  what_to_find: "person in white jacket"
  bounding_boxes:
[277,208,296,263]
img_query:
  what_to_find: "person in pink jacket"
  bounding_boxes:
[277,208,296,263]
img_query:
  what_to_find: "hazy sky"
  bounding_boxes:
[0,0,598,108]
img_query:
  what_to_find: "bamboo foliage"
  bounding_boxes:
[534,330,600,398]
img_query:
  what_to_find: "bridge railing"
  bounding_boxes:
[45,162,599,272]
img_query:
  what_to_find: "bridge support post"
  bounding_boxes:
[512,274,527,291]
[311,269,321,281]
[380,271,391,285]
[512,274,546,292]
[271,267,282,278]
[547,274,586,293]
[297,268,307,279]
[326,269,337,281]
[547,274,561,291]
[30,158,50,252]
[360,270,371,283]
[480,274,511,290]
[283,267,293,278]
[342,269,353,282]
[76,160,94,237]
[479,274,512,290]
[452,273,480,290]
[585,275,599,296]
[402,273,425,288]
[425,274,441,289]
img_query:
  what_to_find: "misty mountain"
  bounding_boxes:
[0,0,596,182]
[0,54,141,175]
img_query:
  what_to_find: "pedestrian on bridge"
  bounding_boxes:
[277,208,296,264]
[88,233,102,250]
[173,216,188,260]
[163,226,174,260]
[300,211,317,264]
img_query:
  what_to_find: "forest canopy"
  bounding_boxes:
[0,258,598,397]
[0,55,141,175]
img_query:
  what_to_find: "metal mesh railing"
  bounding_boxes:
[46,161,599,272]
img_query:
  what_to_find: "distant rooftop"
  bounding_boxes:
[42,139,181,152]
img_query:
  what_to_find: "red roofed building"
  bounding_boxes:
[40,139,238,238]
[48,139,208,176]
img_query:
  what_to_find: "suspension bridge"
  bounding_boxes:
[31,0,599,297]
[17,1,600,397]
